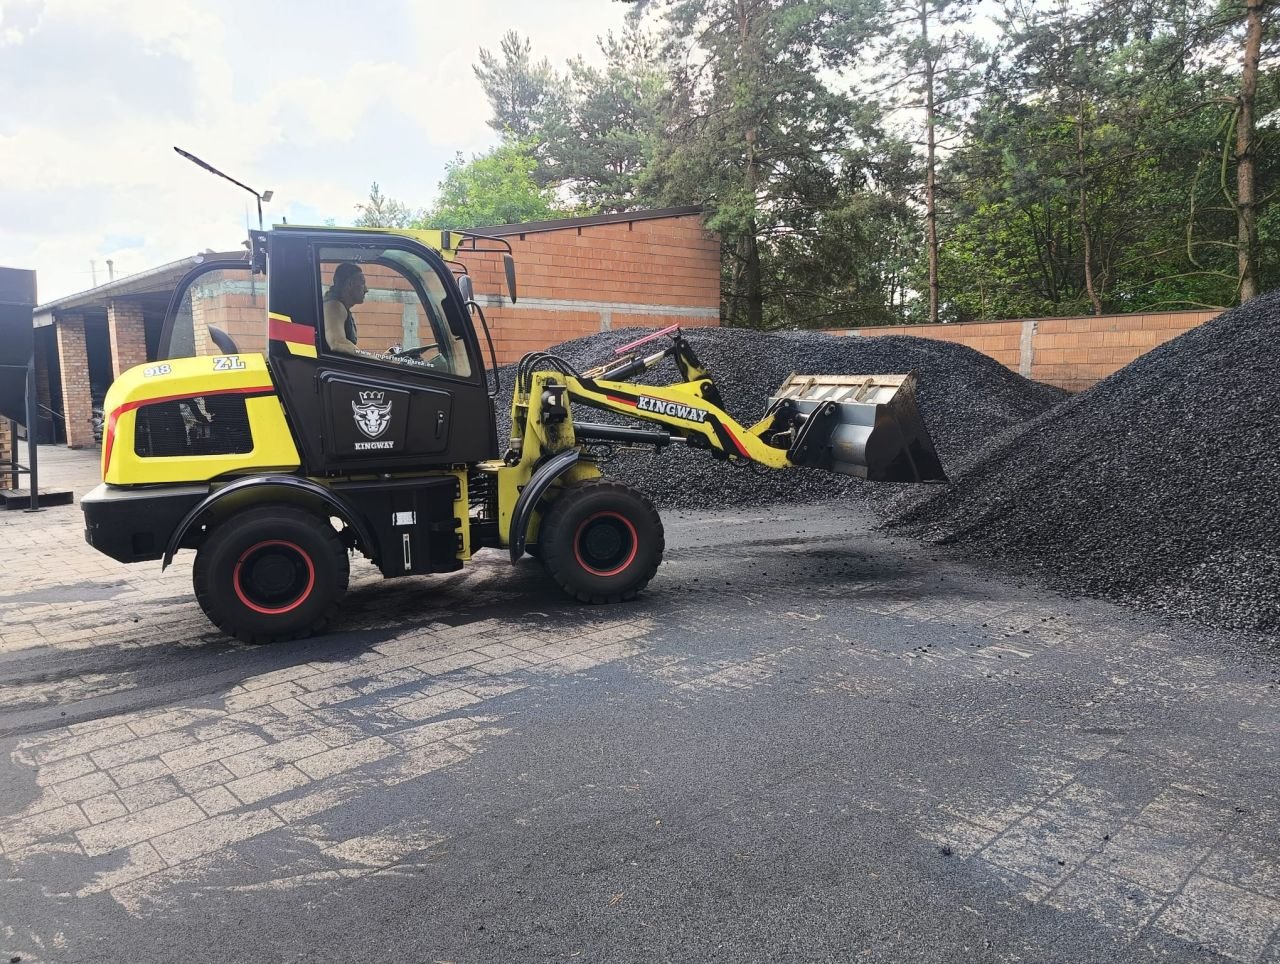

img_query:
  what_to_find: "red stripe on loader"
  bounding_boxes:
[268,318,316,346]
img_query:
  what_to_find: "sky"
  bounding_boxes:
[0,0,636,303]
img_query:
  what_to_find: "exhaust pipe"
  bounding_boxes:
[768,374,947,483]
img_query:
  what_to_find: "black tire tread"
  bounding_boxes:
[193,504,349,643]
[541,479,664,604]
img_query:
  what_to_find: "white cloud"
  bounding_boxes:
[0,0,636,301]
[0,0,44,46]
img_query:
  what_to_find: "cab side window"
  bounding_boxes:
[317,247,473,379]
[163,264,266,360]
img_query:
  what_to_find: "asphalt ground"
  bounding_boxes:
[1,448,1279,964]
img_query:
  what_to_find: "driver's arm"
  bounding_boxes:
[323,299,360,355]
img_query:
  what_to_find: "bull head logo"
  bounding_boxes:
[351,390,392,440]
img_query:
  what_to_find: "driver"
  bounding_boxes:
[323,262,367,356]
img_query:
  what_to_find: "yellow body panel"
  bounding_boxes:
[103,354,301,485]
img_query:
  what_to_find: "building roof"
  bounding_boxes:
[33,251,246,326]
[469,206,704,238]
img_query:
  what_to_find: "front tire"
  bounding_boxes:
[193,505,349,643]
[541,480,663,604]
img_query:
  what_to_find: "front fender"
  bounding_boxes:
[508,449,580,564]
[161,475,378,569]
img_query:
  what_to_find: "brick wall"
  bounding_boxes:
[188,214,722,367]
[1026,313,1221,389]
[854,321,1024,371]
[836,309,1223,391]
[35,333,53,439]
[107,300,149,378]
[0,419,10,490]
[457,214,722,364]
[55,312,96,448]
[190,272,268,356]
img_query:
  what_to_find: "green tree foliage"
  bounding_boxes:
[474,30,568,144]
[553,29,668,211]
[862,0,990,322]
[936,0,1278,319]
[644,0,910,329]
[420,140,567,230]
[358,0,1277,326]
[353,182,422,229]
[473,27,666,206]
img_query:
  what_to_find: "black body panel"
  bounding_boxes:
[83,484,207,563]
[319,371,452,460]
[333,476,462,578]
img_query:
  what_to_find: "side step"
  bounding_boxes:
[769,374,947,483]
[0,487,75,509]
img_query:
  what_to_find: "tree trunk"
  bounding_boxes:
[738,2,765,329]
[1077,97,1102,315]
[1236,0,1263,302]
[920,0,940,323]
[739,218,764,328]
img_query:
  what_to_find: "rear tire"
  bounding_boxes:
[193,505,349,643]
[541,480,663,604]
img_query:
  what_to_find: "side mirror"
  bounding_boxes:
[503,253,518,304]
[457,274,475,302]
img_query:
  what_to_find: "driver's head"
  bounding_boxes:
[331,262,367,306]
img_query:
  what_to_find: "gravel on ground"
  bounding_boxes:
[884,292,1280,636]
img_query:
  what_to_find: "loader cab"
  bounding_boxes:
[265,227,498,474]
[160,227,500,476]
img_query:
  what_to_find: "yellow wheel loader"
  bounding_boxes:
[81,225,946,642]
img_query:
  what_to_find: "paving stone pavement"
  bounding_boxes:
[1,446,1278,963]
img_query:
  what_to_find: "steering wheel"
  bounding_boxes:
[393,343,439,360]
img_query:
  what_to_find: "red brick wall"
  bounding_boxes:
[455,214,721,363]
[107,300,149,377]
[55,313,96,448]
[1027,313,1217,389]
[833,309,1223,391]
[854,321,1024,371]
[188,271,267,356]
[35,333,53,437]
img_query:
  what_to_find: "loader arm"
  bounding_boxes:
[563,373,791,467]
[509,327,784,468]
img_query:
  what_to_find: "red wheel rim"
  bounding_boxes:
[233,540,316,615]
[573,511,639,577]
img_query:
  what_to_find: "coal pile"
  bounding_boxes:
[495,326,1064,511]
[887,292,1280,635]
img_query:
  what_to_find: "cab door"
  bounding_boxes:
[265,228,497,475]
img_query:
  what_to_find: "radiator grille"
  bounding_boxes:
[133,395,254,458]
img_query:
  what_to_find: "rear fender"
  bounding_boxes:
[161,475,378,569]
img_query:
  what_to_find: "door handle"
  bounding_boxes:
[435,411,446,439]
